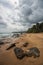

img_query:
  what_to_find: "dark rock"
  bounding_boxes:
[25,47,40,58]
[25,50,33,57]
[0,41,4,45]
[6,43,16,50]
[29,47,40,58]
[23,42,28,47]
[14,47,25,59]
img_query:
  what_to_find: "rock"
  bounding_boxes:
[25,50,33,57]
[14,47,25,59]
[23,42,28,47]
[29,47,40,58]
[0,41,4,45]
[6,43,16,50]
[25,47,40,58]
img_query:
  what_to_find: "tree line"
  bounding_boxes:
[27,22,43,33]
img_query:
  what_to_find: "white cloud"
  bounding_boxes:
[0,1,25,32]
[0,0,43,33]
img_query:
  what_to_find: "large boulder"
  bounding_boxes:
[25,47,40,58]
[14,47,25,59]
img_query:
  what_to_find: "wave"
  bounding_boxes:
[0,33,12,38]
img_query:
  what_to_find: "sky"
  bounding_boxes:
[0,0,43,33]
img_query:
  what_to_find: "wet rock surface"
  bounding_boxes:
[25,47,40,58]
[14,47,25,59]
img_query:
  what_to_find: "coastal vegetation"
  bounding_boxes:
[27,22,43,33]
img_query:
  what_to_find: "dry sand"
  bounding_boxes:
[0,33,43,65]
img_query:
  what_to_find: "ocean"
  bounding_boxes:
[0,32,23,38]
[0,32,12,38]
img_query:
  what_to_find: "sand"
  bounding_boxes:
[0,33,43,65]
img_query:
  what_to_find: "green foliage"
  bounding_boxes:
[27,22,43,33]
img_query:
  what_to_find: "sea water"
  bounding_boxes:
[0,32,12,38]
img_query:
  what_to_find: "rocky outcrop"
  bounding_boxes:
[25,47,40,58]
[14,47,25,59]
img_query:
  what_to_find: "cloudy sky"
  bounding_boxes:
[0,0,43,33]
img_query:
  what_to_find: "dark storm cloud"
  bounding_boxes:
[19,0,43,25]
[21,5,32,16]
[38,0,43,8]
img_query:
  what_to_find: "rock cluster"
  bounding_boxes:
[6,42,40,59]
[14,47,40,59]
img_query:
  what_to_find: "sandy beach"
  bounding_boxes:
[0,33,43,65]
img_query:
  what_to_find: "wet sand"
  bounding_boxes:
[0,33,43,65]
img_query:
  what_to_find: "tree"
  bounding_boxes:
[27,22,43,33]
